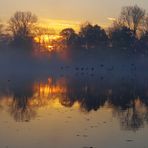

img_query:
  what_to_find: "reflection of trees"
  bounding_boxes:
[53,77,108,111]
[61,79,135,112]
[9,96,36,122]
[1,76,148,130]
[6,78,37,122]
[66,83,107,112]
[55,78,148,130]
[108,82,136,110]
[106,82,148,131]
[112,100,148,131]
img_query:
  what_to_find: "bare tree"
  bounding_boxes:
[0,21,5,45]
[120,5,145,35]
[0,23,3,35]
[143,15,148,33]
[8,11,38,47]
[139,15,148,50]
[108,20,124,38]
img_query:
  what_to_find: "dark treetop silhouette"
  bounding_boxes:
[0,5,147,54]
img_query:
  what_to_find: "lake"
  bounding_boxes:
[0,67,148,148]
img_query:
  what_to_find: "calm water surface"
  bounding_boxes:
[0,70,148,148]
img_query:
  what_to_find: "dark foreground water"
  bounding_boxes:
[0,70,148,148]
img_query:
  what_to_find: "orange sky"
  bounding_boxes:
[0,0,148,32]
[38,18,81,33]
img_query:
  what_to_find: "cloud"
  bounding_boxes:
[107,17,116,21]
[38,18,80,33]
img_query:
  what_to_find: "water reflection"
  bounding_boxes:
[0,75,148,131]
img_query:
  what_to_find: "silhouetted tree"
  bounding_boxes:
[141,32,148,43]
[119,5,145,35]
[108,20,123,36]
[60,28,80,47]
[138,32,148,53]
[145,16,148,31]
[8,11,38,48]
[79,23,108,48]
[0,23,3,34]
[0,22,10,46]
[141,15,148,35]
[110,25,136,50]
[0,22,4,44]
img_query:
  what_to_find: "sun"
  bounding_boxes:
[34,34,62,52]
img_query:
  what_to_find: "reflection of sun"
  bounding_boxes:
[0,78,81,111]
[28,79,67,108]
[39,84,67,96]
[28,78,81,110]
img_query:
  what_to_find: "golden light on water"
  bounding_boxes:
[26,78,68,108]
[0,97,13,107]
[0,79,148,121]
[38,84,67,96]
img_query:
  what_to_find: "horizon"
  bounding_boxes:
[1,0,148,32]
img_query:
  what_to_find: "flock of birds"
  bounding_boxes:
[60,63,137,78]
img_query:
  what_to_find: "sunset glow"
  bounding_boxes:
[38,19,80,33]
[34,34,62,44]
[34,34,62,51]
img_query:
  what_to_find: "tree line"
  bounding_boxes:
[0,5,148,54]
[57,5,148,54]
